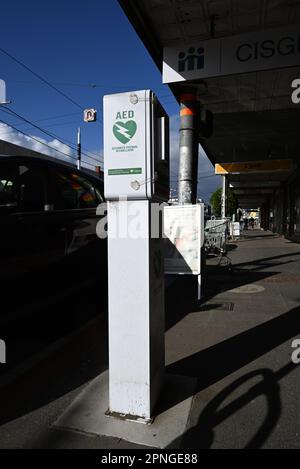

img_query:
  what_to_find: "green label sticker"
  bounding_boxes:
[108,168,142,176]
[113,120,137,144]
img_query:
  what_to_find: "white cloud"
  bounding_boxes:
[0,119,221,197]
[169,114,221,202]
[0,123,75,162]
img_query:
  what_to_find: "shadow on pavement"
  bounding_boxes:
[234,250,300,270]
[0,311,109,426]
[166,305,300,384]
[1,235,300,448]
[168,366,296,449]
[239,231,280,240]
[0,272,108,376]
[165,268,278,331]
[160,305,300,448]
[226,244,238,252]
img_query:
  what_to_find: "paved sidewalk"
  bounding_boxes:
[0,230,300,449]
[166,230,300,448]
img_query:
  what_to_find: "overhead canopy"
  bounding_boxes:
[118,0,300,208]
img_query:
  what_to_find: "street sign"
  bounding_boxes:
[215,159,293,175]
[84,108,97,122]
[163,24,300,83]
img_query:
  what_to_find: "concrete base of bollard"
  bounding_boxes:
[55,370,197,449]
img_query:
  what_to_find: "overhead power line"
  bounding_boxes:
[0,106,103,165]
[8,111,82,128]
[0,117,75,160]
[0,48,104,126]
[1,107,76,149]
[0,117,98,170]
[20,120,83,131]
[0,47,85,110]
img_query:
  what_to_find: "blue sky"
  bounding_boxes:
[0,0,220,201]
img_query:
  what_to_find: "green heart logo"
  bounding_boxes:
[113,120,137,144]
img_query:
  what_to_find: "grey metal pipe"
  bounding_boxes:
[178,90,199,205]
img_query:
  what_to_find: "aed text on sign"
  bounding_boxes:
[116,110,134,120]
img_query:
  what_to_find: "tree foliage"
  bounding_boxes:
[210,187,238,217]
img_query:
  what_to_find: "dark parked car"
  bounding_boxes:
[0,154,107,327]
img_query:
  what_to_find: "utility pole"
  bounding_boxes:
[178,88,199,205]
[0,79,11,106]
[77,127,81,170]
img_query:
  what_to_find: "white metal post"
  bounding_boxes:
[104,90,169,422]
[107,200,165,421]
[221,175,227,219]
[77,127,81,170]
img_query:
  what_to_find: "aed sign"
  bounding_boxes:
[113,110,136,145]
[104,91,146,200]
[163,24,300,83]
[104,90,169,201]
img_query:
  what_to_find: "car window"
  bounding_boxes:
[0,162,19,207]
[47,169,100,210]
[18,164,46,212]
